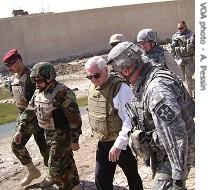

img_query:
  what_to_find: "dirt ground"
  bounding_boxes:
[0,58,195,190]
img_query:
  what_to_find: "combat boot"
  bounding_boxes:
[20,162,41,186]
[40,175,55,188]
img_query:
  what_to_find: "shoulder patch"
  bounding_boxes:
[62,99,71,108]
[156,104,175,122]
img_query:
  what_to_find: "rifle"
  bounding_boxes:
[125,103,140,130]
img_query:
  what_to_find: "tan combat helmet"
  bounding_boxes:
[109,33,127,47]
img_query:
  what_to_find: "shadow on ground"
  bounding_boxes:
[23,180,128,190]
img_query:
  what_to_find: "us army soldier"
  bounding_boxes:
[171,21,195,98]
[108,42,195,190]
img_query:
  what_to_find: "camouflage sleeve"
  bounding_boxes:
[186,33,195,56]
[170,37,177,56]
[25,75,36,103]
[147,84,188,180]
[60,87,82,143]
[17,95,36,133]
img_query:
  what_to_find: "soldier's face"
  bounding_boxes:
[6,59,19,73]
[138,41,153,52]
[34,78,48,91]
[119,64,139,85]
[86,65,108,87]
[177,23,186,33]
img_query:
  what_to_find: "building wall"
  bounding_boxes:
[0,0,194,70]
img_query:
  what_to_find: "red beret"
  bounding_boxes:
[2,48,20,64]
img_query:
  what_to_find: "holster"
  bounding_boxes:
[129,129,154,167]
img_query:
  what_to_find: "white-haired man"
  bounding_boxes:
[85,56,143,190]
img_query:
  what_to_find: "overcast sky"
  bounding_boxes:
[0,0,170,18]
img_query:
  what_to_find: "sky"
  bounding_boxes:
[0,0,169,19]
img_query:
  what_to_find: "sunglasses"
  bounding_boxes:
[86,73,101,80]
[5,59,17,67]
[5,63,14,67]
[33,78,46,84]
[178,27,184,30]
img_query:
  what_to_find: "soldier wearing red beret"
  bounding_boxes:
[2,49,51,187]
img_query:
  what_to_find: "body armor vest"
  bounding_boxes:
[141,45,166,69]
[34,83,65,130]
[172,29,195,58]
[132,67,195,165]
[88,75,123,141]
[11,69,30,110]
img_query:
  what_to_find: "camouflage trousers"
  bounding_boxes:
[151,157,190,190]
[46,129,80,190]
[11,117,49,166]
[180,58,195,98]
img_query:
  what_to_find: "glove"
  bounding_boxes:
[170,180,185,190]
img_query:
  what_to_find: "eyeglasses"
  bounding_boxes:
[5,62,15,67]
[178,27,184,30]
[86,73,101,80]
[5,59,17,67]
[33,78,46,84]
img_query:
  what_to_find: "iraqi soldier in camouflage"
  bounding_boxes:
[2,49,49,186]
[171,21,195,98]
[109,33,127,48]
[85,56,143,190]
[136,28,183,80]
[13,62,82,190]
[107,42,195,190]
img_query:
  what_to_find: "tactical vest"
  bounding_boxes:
[132,68,195,165]
[11,70,30,110]
[172,30,195,58]
[88,75,123,141]
[34,83,67,130]
[141,45,166,69]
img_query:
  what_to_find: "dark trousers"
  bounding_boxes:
[95,141,143,190]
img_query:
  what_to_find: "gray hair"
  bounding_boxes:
[85,56,107,71]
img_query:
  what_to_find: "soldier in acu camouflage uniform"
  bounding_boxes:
[85,56,143,190]
[136,28,183,80]
[107,42,195,190]
[13,62,82,190]
[2,49,49,186]
[171,21,195,98]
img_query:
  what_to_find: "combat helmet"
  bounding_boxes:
[30,62,56,80]
[107,41,144,72]
[137,28,158,43]
[109,34,126,47]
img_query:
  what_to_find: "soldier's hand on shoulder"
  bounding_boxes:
[71,142,80,151]
[108,146,122,162]
[13,131,22,144]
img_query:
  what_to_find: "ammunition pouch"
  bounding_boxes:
[128,129,155,166]
[52,108,69,131]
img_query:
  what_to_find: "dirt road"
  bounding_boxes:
[0,59,195,190]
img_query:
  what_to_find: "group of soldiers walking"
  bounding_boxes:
[1,20,194,190]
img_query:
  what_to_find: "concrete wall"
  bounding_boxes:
[0,0,194,70]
